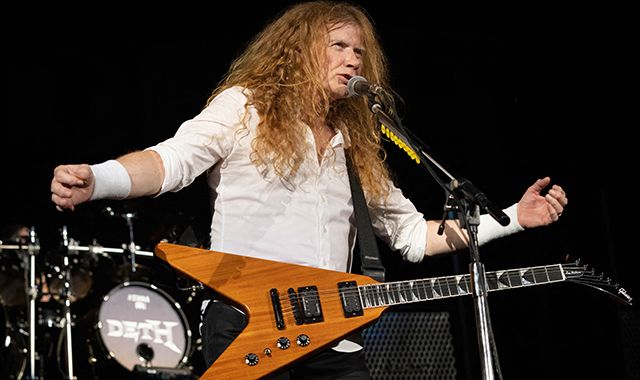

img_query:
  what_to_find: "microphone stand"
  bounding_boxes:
[369,96,507,380]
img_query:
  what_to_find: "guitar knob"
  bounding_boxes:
[296,334,310,347]
[245,353,259,366]
[277,337,291,350]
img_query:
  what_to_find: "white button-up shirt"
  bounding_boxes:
[149,87,427,272]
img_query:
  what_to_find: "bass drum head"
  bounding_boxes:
[96,281,192,371]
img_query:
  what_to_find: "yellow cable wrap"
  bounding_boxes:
[381,125,421,164]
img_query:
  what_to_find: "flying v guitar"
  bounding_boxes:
[154,242,633,380]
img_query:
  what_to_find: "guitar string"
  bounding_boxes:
[276,265,564,304]
[276,279,466,314]
[276,266,565,313]
[276,275,469,312]
[277,265,564,311]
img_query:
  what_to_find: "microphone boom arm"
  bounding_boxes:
[370,102,509,226]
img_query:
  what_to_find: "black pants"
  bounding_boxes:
[201,300,371,379]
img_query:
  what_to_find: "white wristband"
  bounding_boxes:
[89,160,132,200]
[477,203,524,246]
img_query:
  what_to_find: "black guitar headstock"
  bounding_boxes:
[562,259,633,306]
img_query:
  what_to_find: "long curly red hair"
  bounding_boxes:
[207,1,392,200]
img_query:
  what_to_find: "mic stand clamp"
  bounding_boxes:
[437,193,460,235]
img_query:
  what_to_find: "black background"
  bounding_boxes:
[6,2,638,379]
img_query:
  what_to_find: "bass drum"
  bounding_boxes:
[65,282,192,378]
[0,305,26,380]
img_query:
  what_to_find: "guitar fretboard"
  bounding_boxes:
[358,264,566,308]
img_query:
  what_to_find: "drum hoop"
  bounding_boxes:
[96,281,193,369]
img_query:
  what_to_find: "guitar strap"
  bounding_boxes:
[346,154,386,282]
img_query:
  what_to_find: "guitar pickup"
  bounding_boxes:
[289,286,324,324]
[338,281,363,318]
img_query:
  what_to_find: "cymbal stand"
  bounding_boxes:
[59,226,76,380]
[104,206,140,275]
[24,226,40,380]
[124,211,138,273]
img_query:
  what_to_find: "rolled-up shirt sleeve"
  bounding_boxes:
[368,183,427,263]
[146,87,249,195]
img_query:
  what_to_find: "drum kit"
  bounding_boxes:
[0,212,203,380]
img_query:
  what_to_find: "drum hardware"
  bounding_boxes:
[2,222,173,379]
[37,305,64,329]
[64,242,154,287]
[23,226,41,380]
[1,302,27,380]
[133,365,197,379]
[65,243,153,257]
[46,235,99,305]
[0,235,42,307]
[0,227,45,380]
[124,210,138,273]
[54,225,78,380]
[103,206,144,273]
[103,206,153,281]
[1,230,36,379]
[0,242,42,251]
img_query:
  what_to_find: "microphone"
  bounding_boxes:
[347,75,385,97]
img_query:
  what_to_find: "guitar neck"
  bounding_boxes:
[358,263,566,308]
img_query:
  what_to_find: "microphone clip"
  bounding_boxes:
[437,193,460,235]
